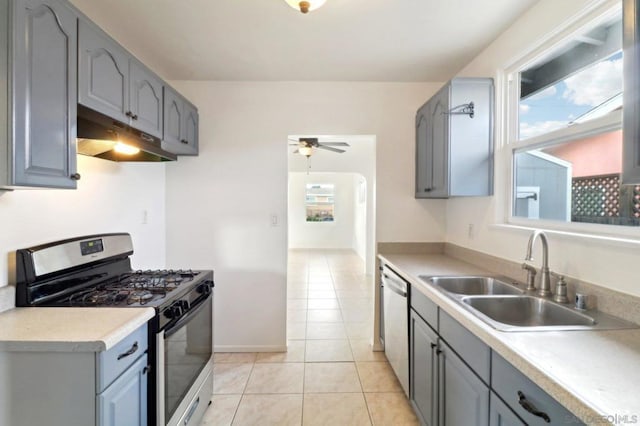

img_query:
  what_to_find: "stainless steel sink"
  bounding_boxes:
[461,295,596,331]
[422,276,524,296]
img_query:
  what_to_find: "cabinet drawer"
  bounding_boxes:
[491,353,585,425]
[410,287,438,330]
[97,324,148,392]
[439,310,490,383]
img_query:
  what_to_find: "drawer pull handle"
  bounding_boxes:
[117,341,139,360]
[518,391,551,423]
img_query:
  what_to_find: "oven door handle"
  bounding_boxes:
[164,293,212,338]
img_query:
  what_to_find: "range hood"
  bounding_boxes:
[77,105,177,162]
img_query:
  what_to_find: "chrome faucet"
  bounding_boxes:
[525,230,552,297]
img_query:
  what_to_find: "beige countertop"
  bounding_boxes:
[380,253,640,425]
[0,307,155,352]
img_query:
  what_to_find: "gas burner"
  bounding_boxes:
[118,269,198,293]
[68,288,129,307]
[127,290,155,305]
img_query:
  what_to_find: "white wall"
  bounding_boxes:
[353,174,367,261]
[448,0,640,297]
[165,81,446,351]
[0,155,166,292]
[288,173,355,250]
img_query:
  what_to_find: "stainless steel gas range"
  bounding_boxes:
[15,233,214,426]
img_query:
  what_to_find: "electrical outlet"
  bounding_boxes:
[467,223,475,239]
[270,214,278,227]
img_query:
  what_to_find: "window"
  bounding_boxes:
[508,5,640,227]
[305,184,335,222]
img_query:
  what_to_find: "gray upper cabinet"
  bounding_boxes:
[129,59,163,138]
[162,85,199,155]
[0,0,79,189]
[416,78,494,198]
[78,19,129,123]
[79,19,165,139]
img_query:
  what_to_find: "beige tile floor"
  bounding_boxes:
[200,249,419,426]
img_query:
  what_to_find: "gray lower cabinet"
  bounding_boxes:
[409,307,489,426]
[490,392,525,426]
[410,309,438,426]
[98,354,148,426]
[407,286,580,426]
[415,78,494,198]
[163,85,199,155]
[78,19,164,139]
[492,353,585,425]
[0,324,148,426]
[438,341,489,426]
[1,0,79,189]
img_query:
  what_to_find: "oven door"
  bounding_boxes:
[157,292,213,425]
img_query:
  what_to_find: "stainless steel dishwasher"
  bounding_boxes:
[381,264,409,396]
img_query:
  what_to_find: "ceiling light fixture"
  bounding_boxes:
[299,146,313,156]
[285,0,326,14]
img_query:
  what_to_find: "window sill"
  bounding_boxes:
[490,221,640,248]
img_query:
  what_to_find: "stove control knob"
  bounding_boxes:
[198,282,212,295]
[178,300,190,311]
[165,303,183,319]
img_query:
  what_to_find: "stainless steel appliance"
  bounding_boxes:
[15,233,214,426]
[381,264,409,396]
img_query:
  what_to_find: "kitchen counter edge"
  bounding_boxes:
[0,307,155,352]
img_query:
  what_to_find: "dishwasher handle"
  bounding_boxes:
[382,273,407,297]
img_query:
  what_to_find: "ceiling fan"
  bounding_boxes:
[289,137,350,157]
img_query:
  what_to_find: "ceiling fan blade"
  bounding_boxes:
[316,145,346,153]
[319,142,350,146]
[288,138,299,142]
[289,143,300,146]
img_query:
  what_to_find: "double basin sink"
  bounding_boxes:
[420,276,634,332]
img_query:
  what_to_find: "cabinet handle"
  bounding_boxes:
[117,341,139,360]
[435,348,442,355]
[430,343,437,349]
[132,114,138,120]
[70,173,81,181]
[142,364,151,375]
[425,188,432,192]
[125,111,133,118]
[181,139,189,145]
[518,391,551,423]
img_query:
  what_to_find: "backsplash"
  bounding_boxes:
[0,286,15,314]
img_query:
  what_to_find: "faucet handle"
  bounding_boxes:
[521,263,537,291]
[551,274,570,304]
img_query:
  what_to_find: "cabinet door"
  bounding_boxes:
[410,309,438,426]
[98,355,148,426]
[415,104,432,198]
[181,100,199,155]
[129,60,163,138]
[162,85,184,149]
[429,87,450,198]
[439,342,489,426]
[12,0,78,188]
[490,392,525,426]
[78,19,129,123]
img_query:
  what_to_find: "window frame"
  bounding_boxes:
[304,183,336,223]
[501,0,640,238]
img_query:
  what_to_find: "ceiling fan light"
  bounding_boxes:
[299,146,313,156]
[284,0,326,14]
